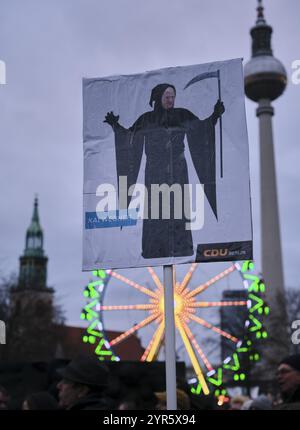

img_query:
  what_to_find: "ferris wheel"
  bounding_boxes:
[81,260,268,402]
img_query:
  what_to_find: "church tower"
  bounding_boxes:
[7,198,58,362]
[13,197,53,302]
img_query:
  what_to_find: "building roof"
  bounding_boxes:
[55,325,145,361]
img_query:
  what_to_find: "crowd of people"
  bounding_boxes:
[0,353,299,410]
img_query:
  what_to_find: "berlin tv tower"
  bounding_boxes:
[244,0,289,366]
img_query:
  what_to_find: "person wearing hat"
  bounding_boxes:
[276,354,300,410]
[56,355,112,410]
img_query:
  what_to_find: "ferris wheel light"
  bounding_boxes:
[144,322,165,362]
[181,319,213,372]
[83,260,269,400]
[176,316,210,395]
[186,264,237,299]
[147,267,163,291]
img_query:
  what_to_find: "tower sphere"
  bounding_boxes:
[244,55,287,102]
[244,0,287,102]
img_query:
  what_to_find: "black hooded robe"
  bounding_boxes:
[112,107,217,260]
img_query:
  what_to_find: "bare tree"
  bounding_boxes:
[0,272,65,362]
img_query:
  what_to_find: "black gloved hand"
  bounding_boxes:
[213,100,225,118]
[104,111,120,127]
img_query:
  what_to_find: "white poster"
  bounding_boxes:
[83,58,252,270]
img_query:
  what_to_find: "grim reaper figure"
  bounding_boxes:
[104,84,224,259]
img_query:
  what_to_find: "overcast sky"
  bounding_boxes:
[0,0,299,327]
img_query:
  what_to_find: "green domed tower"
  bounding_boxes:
[7,197,58,362]
[18,197,53,295]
